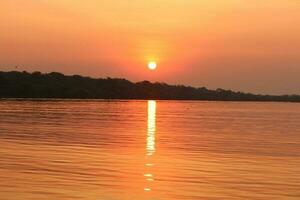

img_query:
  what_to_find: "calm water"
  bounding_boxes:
[0,100,299,200]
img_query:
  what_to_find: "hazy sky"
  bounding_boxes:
[1,0,299,94]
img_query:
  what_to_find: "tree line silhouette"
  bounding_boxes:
[0,71,299,102]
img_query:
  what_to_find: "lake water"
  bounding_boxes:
[0,100,299,199]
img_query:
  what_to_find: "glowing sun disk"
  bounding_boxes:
[148,61,157,70]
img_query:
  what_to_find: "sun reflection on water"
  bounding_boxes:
[147,100,156,156]
[144,100,156,192]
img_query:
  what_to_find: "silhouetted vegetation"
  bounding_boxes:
[0,71,299,102]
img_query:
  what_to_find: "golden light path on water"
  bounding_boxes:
[144,100,156,192]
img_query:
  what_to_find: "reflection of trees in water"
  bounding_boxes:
[0,100,138,147]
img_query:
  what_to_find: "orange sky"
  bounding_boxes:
[0,0,299,94]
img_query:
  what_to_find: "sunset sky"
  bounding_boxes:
[0,0,299,95]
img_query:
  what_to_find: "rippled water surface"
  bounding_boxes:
[0,100,300,199]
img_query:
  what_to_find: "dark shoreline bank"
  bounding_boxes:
[1,98,299,104]
[1,71,299,102]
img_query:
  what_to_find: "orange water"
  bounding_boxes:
[0,100,299,199]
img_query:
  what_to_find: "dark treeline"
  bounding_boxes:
[0,71,299,102]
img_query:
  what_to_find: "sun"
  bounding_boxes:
[148,61,157,70]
